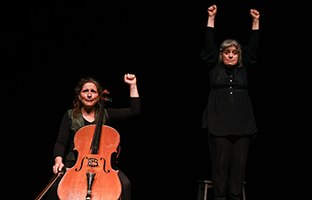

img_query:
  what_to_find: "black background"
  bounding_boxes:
[2,1,309,199]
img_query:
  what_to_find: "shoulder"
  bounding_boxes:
[209,64,222,73]
[59,110,71,130]
[66,109,75,124]
[67,109,74,117]
[235,66,248,75]
[66,109,74,121]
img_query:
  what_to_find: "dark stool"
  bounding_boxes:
[197,180,246,200]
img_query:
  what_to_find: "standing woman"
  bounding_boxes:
[47,74,140,200]
[201,5,260,200]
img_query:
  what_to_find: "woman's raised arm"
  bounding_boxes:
[250,9,260,30]
[124,74,139,98]
[207,5,217,28]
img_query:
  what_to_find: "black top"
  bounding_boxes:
[201,27,259,136]
[54,97,140,158]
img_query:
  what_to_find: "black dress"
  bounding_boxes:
[201,27,259,137]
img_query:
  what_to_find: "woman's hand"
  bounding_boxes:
[250,9,260,30]
[207,5,217,18]
[124,74,139,97]
[124,74,137,86]
[207,5,217,27]
[53,156,64,174]
[250,9,260,21]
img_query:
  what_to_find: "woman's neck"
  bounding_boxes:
[81,106,96,122]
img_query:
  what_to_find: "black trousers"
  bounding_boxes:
[47,166,131,200]
[208,134,250,200]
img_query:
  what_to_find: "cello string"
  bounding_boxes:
[90,99,106,154]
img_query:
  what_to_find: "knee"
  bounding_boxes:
[213,158,229,173]
[121,176,131,191]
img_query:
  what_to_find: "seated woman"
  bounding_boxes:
[48,74,140,200]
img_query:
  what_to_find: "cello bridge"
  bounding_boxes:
[87,157,99,167]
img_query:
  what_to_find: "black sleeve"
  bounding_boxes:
[53,112,70,158]
[107,97,140,124]
[201,27,219,69]
[242,30,259,68]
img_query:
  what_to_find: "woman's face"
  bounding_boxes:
[78,82,99,110]
[222,46,239,67]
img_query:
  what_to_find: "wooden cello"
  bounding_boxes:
[57,90,122,200]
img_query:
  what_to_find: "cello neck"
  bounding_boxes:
[90,90,111,154]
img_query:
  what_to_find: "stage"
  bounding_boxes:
[2,1,308,199]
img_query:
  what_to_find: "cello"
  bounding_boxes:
[57,90,122,200]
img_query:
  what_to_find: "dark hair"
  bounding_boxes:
[72,77,103,118]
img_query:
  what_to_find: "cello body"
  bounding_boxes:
[57,124,121,200]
